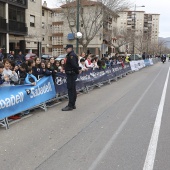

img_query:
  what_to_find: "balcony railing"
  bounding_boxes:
[9,20,27,35]
[0,18,7,32]
[8,0,27,8]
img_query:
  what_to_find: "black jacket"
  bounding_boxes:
[65,51,80,74]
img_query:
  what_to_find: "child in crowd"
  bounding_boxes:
[54,60,61,73]
[85,54,93,68]
[49,57,55,71]
[25,67,37,86]
[91,58,99,70]
[41,60,52,76]
[0,63,9,86]
[2,59,18,85]
[27,59,36,75]
[33,57,44,79]
[18,63,28,84]
[59,59,65,73]
[79,58,88,71]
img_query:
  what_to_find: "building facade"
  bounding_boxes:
[52,0,119,57]
[0,0,28,55]
[117,10,160,54]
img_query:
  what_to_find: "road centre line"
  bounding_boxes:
[88,67,163,170]
[143,66,170,170]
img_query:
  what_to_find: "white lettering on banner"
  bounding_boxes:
[90,71,105,78]
[30,82,52,98]
[114,67,119,71]
[0,92,24,110]
[55,77,67,85]
[105,69,112,74]
[78,75,91,81]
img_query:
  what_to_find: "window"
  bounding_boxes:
[42,37,45,41]
[52,48,63,56]
[42,22,45,29]
[30,15,35,27]
[52,37,63,45]
[49,12,52,18]
[30,0,36,2]
[48,48,52,52]
[42,47,45,53]
[48,36,52,41]
[9,5,25,23]
[0,2,5,18]
[52,25,63,33]
[42,10,44,16]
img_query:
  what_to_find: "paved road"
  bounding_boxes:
[1,62,170,170]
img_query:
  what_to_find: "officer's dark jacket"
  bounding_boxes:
[65,51,79,74]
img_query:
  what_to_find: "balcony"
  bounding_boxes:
[9,20,27,35]
[0,18,7,32]
[8,0,27,8]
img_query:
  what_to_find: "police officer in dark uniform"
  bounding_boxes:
[62,44,81,111]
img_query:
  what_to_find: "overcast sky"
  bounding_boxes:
[44,0,170,38]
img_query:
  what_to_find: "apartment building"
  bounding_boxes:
[0,0,28,55]
[0,0,54,56]
[42,1,53,55]
[24,0,42,55]
[52,8,64,57]
[52,0,119,56]
[117,10,160,54]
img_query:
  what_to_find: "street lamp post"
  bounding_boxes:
[76,0,80,54]
[132,4,145,60]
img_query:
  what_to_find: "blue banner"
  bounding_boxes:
[54,64,131,94]
[0,76,56,119]
[144,59,151,66]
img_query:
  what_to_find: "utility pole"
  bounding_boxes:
[76,0,80,54]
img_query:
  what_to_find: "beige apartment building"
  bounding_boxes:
[42,1,53,55]
[24,0,42,54]
[52,0,119,57]
[117,10,160,54]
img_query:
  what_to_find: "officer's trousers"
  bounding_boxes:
[66,74,77,107]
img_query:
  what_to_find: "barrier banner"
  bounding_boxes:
[55,72,67,94]
[149,59,153,65]
[144,59,151,66]
[0,76,56,119]
[54,64,130,94]
[124,63,131,73]
[130,61,139,71]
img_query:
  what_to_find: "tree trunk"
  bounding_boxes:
[82,44,88,54]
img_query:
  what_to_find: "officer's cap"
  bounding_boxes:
[64,44,73,49]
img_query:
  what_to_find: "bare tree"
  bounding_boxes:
[59,0,130,52]
[111,28,134,53]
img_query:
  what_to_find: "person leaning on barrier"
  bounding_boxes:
[62,44,82,111]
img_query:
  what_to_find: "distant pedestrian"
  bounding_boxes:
[62,44,81,111]
[142,52,146,60]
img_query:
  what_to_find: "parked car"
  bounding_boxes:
[55,54,67,61]
[129,54,142,61]
[41,54,52,60]
[25,53,36,61]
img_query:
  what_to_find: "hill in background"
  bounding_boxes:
[159,37,170,48]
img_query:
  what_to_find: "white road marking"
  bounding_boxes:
[143,67,170,170]
[88,68,163,170]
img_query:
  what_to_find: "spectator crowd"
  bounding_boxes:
[0,49,131,120]
[0,50,131,87]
